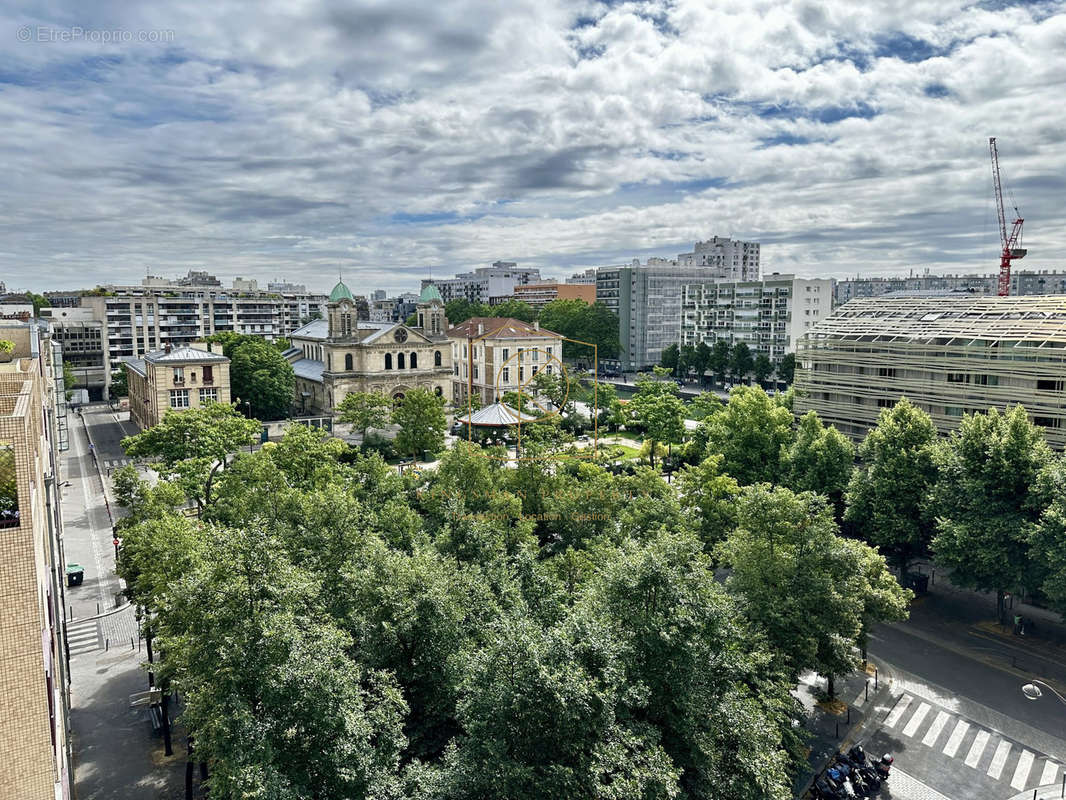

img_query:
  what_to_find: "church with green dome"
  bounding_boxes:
[285,278,452,414]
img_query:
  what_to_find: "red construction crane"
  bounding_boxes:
[989,137,1026,296]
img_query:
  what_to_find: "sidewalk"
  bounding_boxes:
[792,659,896,798]
[64,405,187,799]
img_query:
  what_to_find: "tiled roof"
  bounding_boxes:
[446,317,562,340]
[143,346,228,364]
[291,358,324,382]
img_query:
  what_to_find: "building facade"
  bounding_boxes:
[794,295,1066,448]
[568,268,597,285]
[287,282,452,414]
[676,237,761,281]
[447,318,565,407]
[681,276,834,360]
[834,269,1066,304]
[125,344,231,430]
[421,262,542,305]
[0,320,72,800]
[511,282,596,310]
[44,273,326,400]
[43,308,107,400]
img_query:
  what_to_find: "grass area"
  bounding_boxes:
[600,444,642,459]
[613,429,644,442]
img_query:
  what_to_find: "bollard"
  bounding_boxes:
[131,637,134,651]
[105,638,109,652]
[96,602,100,614]
[932,569,935,585]
[875,668,878,690]
[1061,772,1064,797]
[865,680,869,702]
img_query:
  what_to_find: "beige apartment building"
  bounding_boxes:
[447,317,564,407]
[511,282,596,310]
[125,343,231,429]
[795,295,1066,448]
[0,321,72,800]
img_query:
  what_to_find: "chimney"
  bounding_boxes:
[477,322,484,335]
[164,343,172,354]
[533,321,539,330]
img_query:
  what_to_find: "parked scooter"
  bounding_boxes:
[813,776,847,799]
[832,754,879,796]
[848,743,894,782]
[825,765,857,797]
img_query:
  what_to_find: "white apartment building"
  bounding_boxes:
[596,239,762,371]
[45,273,327,399]
[447,317,564,407]
[422,262,542,305]
[677,237,761,281]
[568,269,597,285]
[681,275,835,360]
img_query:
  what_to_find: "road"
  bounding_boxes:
[859,616,1066,799]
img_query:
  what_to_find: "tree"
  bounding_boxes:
[844,398,938,573]
[675,454,741,552]
[753,354,773,386]
[491,299,536,323]
[25,292,50,317]
[708,341,730,386]
[445,298,492,325]
[228,337,296,420]
[700,385,793,485]
[627,380,685,469]
[719,485,908,696]
[679,344,696,381]
[110,367,128,399]
[785,411,854,518]
[660,343,680,375]
[393,388,447,460]
[337,391,393,440]
[539,299,620,361]
[694,341,712,385]
[929,406,1054,621]
[729,342,754,384]
[62,360,77,400]
[777,353,796,385]
[1031,493,1066,616]
[121,402,261,511]
[687,391,723,421]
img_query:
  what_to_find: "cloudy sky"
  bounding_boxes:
[2,0,1065,294]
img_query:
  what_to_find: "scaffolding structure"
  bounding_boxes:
[794,295,1066,449]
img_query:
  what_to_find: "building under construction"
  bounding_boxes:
[794,295,1066,449]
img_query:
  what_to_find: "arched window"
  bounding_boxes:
[410,352,417,369]
[344,353,353,371]
[434,386,443,396]
[434,350,442,367]
[385,353,392,370]
[398,352,405,369]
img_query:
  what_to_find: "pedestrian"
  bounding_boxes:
[1013,613,1022,635]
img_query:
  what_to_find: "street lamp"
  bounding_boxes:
[1021,679,1066,706]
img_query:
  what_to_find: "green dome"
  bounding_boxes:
[419,284,443,303]
[329,280,354,302]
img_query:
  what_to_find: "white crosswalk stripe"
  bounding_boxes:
[1040,761,1061,785]
[1011,750,1035,790]
[922,710,951,747]
[987,739,1012,780]
[885,691,1062,792]
[965,730,991,768]
[902,702,931,737]
[942,720,969,758]
[66,622,100,655]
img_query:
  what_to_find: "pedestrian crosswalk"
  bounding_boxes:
[102,458,132,470]
[66,621,101,656]
[884,692,1063,791]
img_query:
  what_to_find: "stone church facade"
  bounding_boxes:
[286,281,452,414]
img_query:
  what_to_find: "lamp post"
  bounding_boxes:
[1021,679,1066,706]
[236,397,254,452]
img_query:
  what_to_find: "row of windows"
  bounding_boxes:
[169,387,218,408]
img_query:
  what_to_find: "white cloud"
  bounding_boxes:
[0,0,1064,292]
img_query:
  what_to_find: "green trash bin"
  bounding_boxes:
[66,564,84,587]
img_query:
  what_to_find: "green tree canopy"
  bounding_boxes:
[700,385,793,485]
[627,379,685,468]
[753,353,774,385]
[930,405,1054,619]
[708,341,730,385]
[393,388,447,460]
[209,334,296,420]
[25,292,50,316]
[844,398,938,572]
[337,391,393,439]
[660,343,680,374]
[491,298,536,323]
[675,454,741,553]
[729,341,754,383]
[539,299,621,360]
[785,411,854,517]
[445,298,493,325]
[776,353,796,385]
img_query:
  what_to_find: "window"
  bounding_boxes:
[398,353,405,369]
[435,386,442,396]
[532,366,538,376]
[974,374,999,386]
[199,387,218,404]
[434,350,442,367]
[454,364,459,376]
[546,346,552,356]
[172,367,185,384]
[877,398,893,408]
[532,349,539,361]
[473,366,479,379]
[345,353,353,370]
[503,348,509,360]
[385,353,392,370]
[1037,379,1064,392]
[503,368,510,382]
[945,406,964,418]
[546,365,552,375]
[518,348,524,361]
[878,367,896,378]
[1034,416,1062,428]
[203,365,214,384]
[410,352,417,369]
[169,389,189,409]
[947,373,969,384]
[519,367,524,381]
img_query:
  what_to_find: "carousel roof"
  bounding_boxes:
[455,402,539,426]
